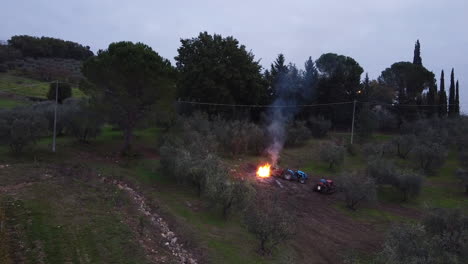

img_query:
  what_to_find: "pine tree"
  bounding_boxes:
[455,80,460,116]
[448,68,456,117]
[413,40,422,66]
[438,70,448,118]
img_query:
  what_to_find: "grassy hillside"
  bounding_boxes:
[1,124,467,263]
[0,72,84,99]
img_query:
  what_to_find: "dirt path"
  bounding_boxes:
[101,177,197,264]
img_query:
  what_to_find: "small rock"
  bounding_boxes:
[171,237,177,245]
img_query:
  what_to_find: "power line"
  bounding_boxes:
[176,100,466,108]
[176,100,354,108]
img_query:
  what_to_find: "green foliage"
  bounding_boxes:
[285,121,311,147]
[243,196,295,255]
[82,41,175,154]
[438,70,448,118]
[379,209,468,263]
[456,169,468,194]
[448,68,456,117]
[8,35,93,60]
[208,177,255,218]
[362,142,393,159]
[367,158,397,185]
[307,116,331,138]
[379,62,435,121]
[47,82,72,103]
[393,170,424,202]
[0,44,22,64]
[413,40,422,66]
[315,53,364,126]
[175,32,267,108]
[391,134,417,159]
[319,141,345,169]
[377,223,431,264]
[339,171,377,210]
[62,98,103,142]
[412,142,447,174]
[356,103,378,141]
[0,107,48,153]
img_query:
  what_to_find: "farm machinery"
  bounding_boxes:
[271,167,309,184]
[313,179,337,194]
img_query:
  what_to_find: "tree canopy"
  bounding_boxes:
[175,32,267,107]
[8,35,93,60]
[81,41,175,154]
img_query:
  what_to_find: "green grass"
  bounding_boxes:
[334,202,409,223]
[0,164,150,264]
[0,72,84,98]
[94,159,295,264]
[0,97,28,109]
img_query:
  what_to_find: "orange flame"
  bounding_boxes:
[257,163,271,178]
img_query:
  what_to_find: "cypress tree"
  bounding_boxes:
[456,80,460,116]
[413,40,422,66]
[427,82,437,117]
[448,68,456,117]
[438,70,448,118]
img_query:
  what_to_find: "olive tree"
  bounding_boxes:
[391,135,417,159]
[307,116,331,138]
[0,108,48,153]
[412,143,447,174]
[244,196,295,255]
[82,41,175,155]
[339,171,377,210]
[366,158,397,185]
[319,141,345,169]
[393,171,424,202]
[62,98,103,143]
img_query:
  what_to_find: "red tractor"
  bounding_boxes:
[313,179,336,194]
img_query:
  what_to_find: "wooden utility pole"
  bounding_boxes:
[350,100,357,144]
[52,80,58,152]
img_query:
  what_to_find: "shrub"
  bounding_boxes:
[207,177,255,218]
[307,116,331,138]
[456,169,468,194]
[378,209,468,264]
[63,98,103,142]
[339,171,377,210]
[285,121,312,147]
[377,223,431,264]
[244,196,295,255]
[0,108,48,153]
[30,101,66,134]
[423,208,468,261]
[362,142,393,159]
[391,135,417,159]
[319,141,345,169]
[47,82,72,103]
[366,158,397,185]
[412,143,447,174]
[356,103,378,141]
[392,171,424,202]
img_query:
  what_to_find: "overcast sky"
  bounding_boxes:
[2,0,467,111]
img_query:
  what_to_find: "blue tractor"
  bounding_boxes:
[281,169,308,184]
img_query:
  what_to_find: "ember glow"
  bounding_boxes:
[257,164,271,178]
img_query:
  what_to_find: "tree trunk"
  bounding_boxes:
[121,127,133,156]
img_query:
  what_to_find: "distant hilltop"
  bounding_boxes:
[0,35,94,83]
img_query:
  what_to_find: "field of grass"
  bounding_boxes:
[0,97,28,109]
[0,163,152,264]
[0,72,84,99]
[1,124,467,263]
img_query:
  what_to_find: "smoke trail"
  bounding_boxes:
[266,69,301,166]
